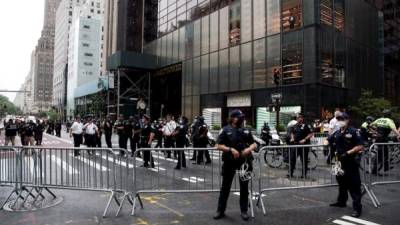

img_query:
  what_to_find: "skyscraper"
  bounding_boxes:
[32,0,60,113]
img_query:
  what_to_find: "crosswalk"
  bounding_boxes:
[333,216,380,225]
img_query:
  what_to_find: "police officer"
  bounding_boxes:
[174,116,188,169]
[260,122,272,145]
[132,116,142,157]
[370,109,400,175]
[154,119,164,148]
[288,113,314,178]
[325,113,364,218]
[140,114,155,168]
[103,115,113,148]
[189,117,199,161]
[193,116,211,164]
[214,110,256,221]
[24,120,36,146]
[114,114,128,156]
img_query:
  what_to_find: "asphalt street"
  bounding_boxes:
[0,131,399,225]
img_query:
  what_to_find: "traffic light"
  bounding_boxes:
[273,68,280,86]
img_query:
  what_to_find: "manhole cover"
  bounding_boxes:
[3,196,63,212]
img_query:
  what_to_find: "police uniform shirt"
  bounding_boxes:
[217,125,255,160]
[5,123,18,136]
[71,121,83,134]
[327,127,363,156]
[104,120,113,133]
[124,120,134,136]
[24,124,35,137]
[175,123,188,141]
[114,120,125,135]
[292,123,312,144]
[141,124,156,144]
[84,123,98,135]
[133,122,142,141]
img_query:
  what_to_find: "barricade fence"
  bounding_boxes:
[0,142,399,217]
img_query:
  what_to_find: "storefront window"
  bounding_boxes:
[281,0,302,32]
[219,7,229,49]
[219,49,229,92]
[267,35,281,86]
[240,0,251,43]
[253,38,267,89]
[253,0,266,40]
[201,15,210,55]
[241,42,252,90]
[229,46,240,91]
[229,1,241,46]
[267,0,280,36]
[282,31,303,84]
[201,54,209,94]
[209,52,219,93]
[210,11,219,52]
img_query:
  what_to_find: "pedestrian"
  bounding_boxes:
[83,116,98,155]
[24,120,36,146]
[189,117,199,161]
[325,113,364,218]
[154,119,164,148]
[132,116,141,157]
[162,114,176,158]
[17,120,26,146]
[55,120,62,137]
[4,119,17,146]
[34,120,45,145]
[70,115,83,156]
[140,114,155,168]
[214,110,256,221]
[192,116,211,164]
[260,122,272,145]
[114,114,128,156]
[103,115,113,148]
[287,113,314,178]
[95,119,102,147]
[174,116,188,169]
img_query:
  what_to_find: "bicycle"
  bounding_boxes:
[263,146,318,170]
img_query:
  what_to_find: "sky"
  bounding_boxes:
[0,1,45,102]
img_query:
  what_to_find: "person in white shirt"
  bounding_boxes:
[163,114,177,158]
[70,115,84,156]
[83,116,99,155]
[327,111,342,164]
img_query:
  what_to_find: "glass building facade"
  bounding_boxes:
[141,0,382,126]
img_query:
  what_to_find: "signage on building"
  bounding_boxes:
[227,93,251,107]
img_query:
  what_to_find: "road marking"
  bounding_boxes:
[100,155,135,168]
[341,216,380,225]
[72,154,109,171]
[182,176,205,183]
[52,156,79,174]
[333,220,356,225]
[44,133,73,144]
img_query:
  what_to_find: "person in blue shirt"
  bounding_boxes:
[325,113,364,218]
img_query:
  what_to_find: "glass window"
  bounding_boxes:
[240,0,251,43]
[240,42,252,90]
[177,12,187,27]
[192,95,200,117]
[219,7,229,49]
[185,23,194,59]
[201,54,209,94]
[172,30,179,62]
[201,16,210,55]
[193,20,201,57]
[303,0,315,25]
[185,59,193,96]
[219,49,229,92]
[193,57,201,95]
[253,38,266,89]
[281,0,302,32]
[229,46,240,91]
[282,31,303,84]
[334,0,344,32]
[198,0,211,17]
[229,1,241,46]
[253,0,266,40]
[267,35,281,87]
[167,32,173,64]
[320,0,333,27]
[209,52,219,93]
[267,0,280,35]
[177,0,186,7]
[184,96,192,119]
[161,35,167,66]
[210,11,219,52]
[179,27,186,60]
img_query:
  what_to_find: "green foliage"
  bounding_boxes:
[0,95,21,116]
[351,90,400,123]
[47,110,60,121]
[275,124,286,132]
[211,124,221,130]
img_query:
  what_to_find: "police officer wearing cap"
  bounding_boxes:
[174,116,188,169]
[140,114,155,168]
[325,113,364,218]
[214,110,256,221]
[114,114,128,156]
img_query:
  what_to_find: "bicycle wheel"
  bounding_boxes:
[308,151,318,170]
[264,149,283,168]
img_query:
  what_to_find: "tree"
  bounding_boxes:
[351,90,400,124]
[0,94,22,116]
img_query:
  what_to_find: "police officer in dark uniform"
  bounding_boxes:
[174,116,188,169]
[288,113,314,178]
[214,110,257,221]
[192,116,211,164]
[325,113,364,218]
[154,119,164,148]
[132,116,142,157]
[140,114,155,168]
[114,114,128,156]
[260,122,272,145]
[103,115,113,148]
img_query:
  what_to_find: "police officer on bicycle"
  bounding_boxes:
[214,110,256,221]
[325,113,364,218]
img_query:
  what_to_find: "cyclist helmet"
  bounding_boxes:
[382,109,392,118]
[366,116,374,123]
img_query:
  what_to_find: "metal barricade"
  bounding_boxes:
[363,142,400,207]
[311,133,329,145]
[2,146,131,217]
[0,146,19,209]
[129,147,256,217]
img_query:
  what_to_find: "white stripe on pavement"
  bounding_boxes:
[52,156,79,174]
[72,154,109,171]
[333,220,356,225]
[341,216,380,225]
[182,176,205,183]
[100,155,135,169]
